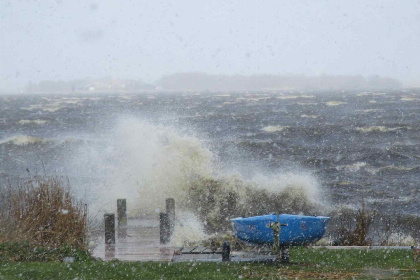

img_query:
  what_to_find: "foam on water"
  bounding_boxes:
[261,125,288,132]
[401,97,419,101]
[326,101,346,106]
[0,135,47,146]
[300,114,318,119]
[355,126,409,133]
[18,119,49,125]
[357,92,370,96]
[336,162,367,172]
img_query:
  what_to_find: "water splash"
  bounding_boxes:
[69,117,323,236]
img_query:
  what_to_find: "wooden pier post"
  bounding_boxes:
[166,198,175,237]
[222,241,231,262]
[160,198,175,244]
[160,213,169,244]
[269,213,288,263]
[280,245,290,263]
[117,199,127,238]
[104,213,115,244]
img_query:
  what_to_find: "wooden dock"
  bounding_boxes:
[91,217,277,262]
[92,218,176,262]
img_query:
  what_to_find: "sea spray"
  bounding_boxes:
[170,211,207,247]
[184,174,322,233]
[70,117,324,237]
[69,117,214,216]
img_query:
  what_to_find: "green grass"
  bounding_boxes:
[0,242,91,263]
[0,247,418,279]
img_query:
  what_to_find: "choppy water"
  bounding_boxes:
[0,90,419,216]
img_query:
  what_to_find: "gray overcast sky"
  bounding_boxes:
[1,0,420,90]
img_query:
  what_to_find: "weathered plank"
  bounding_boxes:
[92,218,175,262]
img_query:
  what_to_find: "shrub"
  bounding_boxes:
[0,176,87,250]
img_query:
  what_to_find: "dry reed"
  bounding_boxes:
[0,176,87,250]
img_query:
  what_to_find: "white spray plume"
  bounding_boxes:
[69,117,325,235]
[170,211,207,247]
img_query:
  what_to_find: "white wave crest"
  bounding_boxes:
[355,126,409,133]
[301,114,318,119]
[401,97,419,101]
[336,162,367,172]
[262,125,288,132]
[326,101,346,106]
[18,119,49,125]
[357,92,370,96]
[0,135,47,146]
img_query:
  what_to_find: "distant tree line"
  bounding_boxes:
[25,78,154,93]
[25,73,402,93]
[157,73,402,91]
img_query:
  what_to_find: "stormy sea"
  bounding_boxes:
[0,90,419,244]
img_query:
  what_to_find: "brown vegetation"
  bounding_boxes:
[336,201,372,246]
[186,177,318,233]
[0,176,87,249]
[327,202,419,246]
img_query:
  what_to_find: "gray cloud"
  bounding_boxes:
[1,0,419,91]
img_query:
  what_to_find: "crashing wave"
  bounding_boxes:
[170,212,207,246]
[69,118,323,235]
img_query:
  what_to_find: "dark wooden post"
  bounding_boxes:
[160,213,169,244]
[269,214,288,264]
[104,213,115,244]
[222,241,231,261]
[280,245,290,263]
[166,198,175,237]
[117,199,127,238]
[105,244,115,259]
[83,204,88,246]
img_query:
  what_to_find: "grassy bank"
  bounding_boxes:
[0,242,91,263]
[1,248,418,279]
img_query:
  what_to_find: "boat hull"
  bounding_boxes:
[231,214,330,245]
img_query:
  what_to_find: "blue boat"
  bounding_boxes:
[231,214,330,245]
